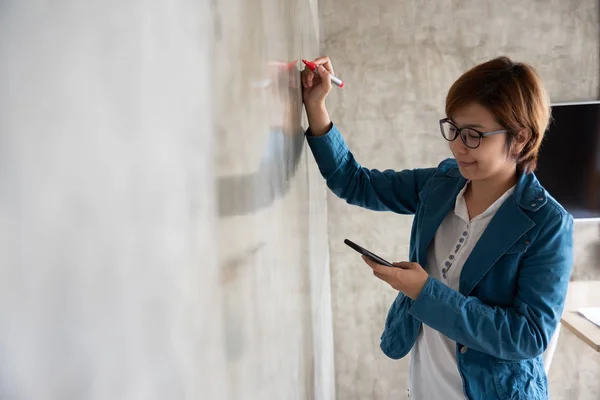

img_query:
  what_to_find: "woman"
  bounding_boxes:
[302,56,573,400]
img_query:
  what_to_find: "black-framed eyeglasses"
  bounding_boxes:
[439,118,508,149]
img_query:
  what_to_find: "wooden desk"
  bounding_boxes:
[560,280,600,352]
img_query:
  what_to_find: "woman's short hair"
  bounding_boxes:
[445,56,551,173]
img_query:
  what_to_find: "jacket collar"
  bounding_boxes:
[440,160,542,295]
[444,161,546,212]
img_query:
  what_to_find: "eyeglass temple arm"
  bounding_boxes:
[481,129,508,137]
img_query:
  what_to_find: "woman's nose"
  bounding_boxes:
[451,137,468,155]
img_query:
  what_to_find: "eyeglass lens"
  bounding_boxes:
[440,121,481,149]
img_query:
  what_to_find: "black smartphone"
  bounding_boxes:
[344,239,395,268]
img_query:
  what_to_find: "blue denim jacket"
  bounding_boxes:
[306,124,574,400]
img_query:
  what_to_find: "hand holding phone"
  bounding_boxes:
[343,239,396,268]
[345,239,428,299]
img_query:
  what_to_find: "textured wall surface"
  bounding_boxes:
[0,0,332,399]
[319,0,600,399]
[0,1,225,398]
[213,0,335,398]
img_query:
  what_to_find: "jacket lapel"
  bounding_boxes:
[418,176,466,267]
[458,198,535,296]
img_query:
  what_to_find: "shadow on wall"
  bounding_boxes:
[217,61,305,218]
[216,60,307,363]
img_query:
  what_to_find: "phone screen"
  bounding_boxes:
[343,239,395,268]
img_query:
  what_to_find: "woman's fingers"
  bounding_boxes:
[362,256,393,275]
[313,56,334,76]
[301,68,314,88]
[392,261,413,270]
[316,65,332,92]
[373,271,389,282]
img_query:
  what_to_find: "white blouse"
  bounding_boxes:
[408,182,515,400]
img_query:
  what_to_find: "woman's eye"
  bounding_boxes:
[464,130,479,139]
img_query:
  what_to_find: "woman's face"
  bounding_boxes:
[449,102,517,182]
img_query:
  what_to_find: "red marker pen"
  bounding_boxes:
[302,59,344,88]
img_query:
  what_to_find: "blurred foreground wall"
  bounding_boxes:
[0,1,333,399]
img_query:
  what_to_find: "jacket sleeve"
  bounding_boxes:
[408,210,574,360]
[305,123,435,214]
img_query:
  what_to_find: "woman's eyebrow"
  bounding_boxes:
[453,121,486,129]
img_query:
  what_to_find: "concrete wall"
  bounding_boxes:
[214,0,335,398]
[0,0,333,399]
[0,1,226,398]
[319,1,600,399]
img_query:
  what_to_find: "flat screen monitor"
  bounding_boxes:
[535,101,600,219]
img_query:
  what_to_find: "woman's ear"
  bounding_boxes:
[511,128,532,156]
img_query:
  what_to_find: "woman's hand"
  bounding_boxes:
[362,256,429,300]
[301,56,334,107]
